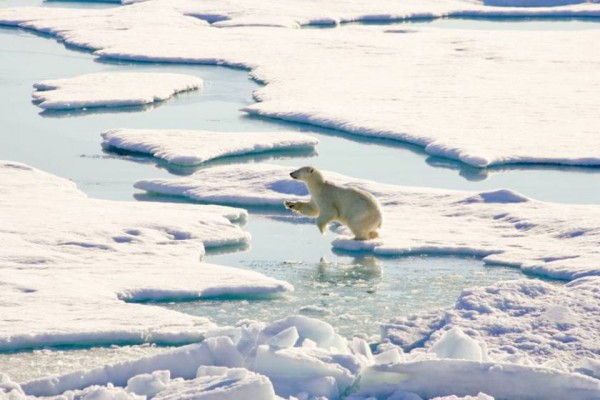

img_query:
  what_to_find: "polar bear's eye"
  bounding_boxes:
[309,168,314,173]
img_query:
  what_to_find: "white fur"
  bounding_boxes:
[284,166,382,240]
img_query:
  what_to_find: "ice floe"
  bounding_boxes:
[136,164,600,281]
[2,0,599,167]
[102,129,318,166]
[7,316,600,399]
[31,72,202,110]
[383,278,600,370]
[0,161,291,352]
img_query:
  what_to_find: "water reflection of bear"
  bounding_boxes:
[314,256,382,286]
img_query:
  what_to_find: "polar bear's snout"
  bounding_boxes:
[289,166,317,182]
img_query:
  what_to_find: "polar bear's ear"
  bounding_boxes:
[309,167,314,173]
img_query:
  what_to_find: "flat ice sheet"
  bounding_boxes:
[32,72,202,110]
[102,129,318,166]
[0,161,291,352]
[136,164,600,281]
[2,0,599,166]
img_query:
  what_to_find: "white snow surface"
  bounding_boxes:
[383,277,600,370]
[135,163,600,281]
[2,0,600,166]
[101,129,319,166]
[6,316,600,400]
[0,161,291,352]
[32,72,202,110]
[355,357,599,400]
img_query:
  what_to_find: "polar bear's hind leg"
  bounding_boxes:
[350,213,381,240]
[350,224,374,240]
[368,230,379,239]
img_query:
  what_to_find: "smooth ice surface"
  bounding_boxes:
[102,129,318,166]
[8,316,600,400]
[136,164,600,281]
[0,161,291,352]
[2,0,599,167]
[32,72,203,110]
[383,277,600,370]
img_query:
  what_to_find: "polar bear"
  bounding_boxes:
[284,166,382,240]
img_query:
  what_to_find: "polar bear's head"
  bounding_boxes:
[289,166,324,184]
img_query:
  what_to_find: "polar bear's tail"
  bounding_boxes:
[368,231,379,239]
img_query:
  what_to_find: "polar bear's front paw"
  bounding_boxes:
[284,200,298,210]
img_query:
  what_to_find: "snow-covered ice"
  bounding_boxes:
[135,163,600,281]
[2,0,599,166]
[102,129,318,166]
[0,161,291,352]
[355,356,600,400]
[32,72,202,110]
[383,278,600,370]
[6,315,600,400]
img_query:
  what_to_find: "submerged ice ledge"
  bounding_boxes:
[32,72,202,111]
[136,163,600,281]
[102,128,319,166]
[0,161,291,352]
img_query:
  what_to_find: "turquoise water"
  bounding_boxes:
[165,216,526,339]
[0,10,591,381]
